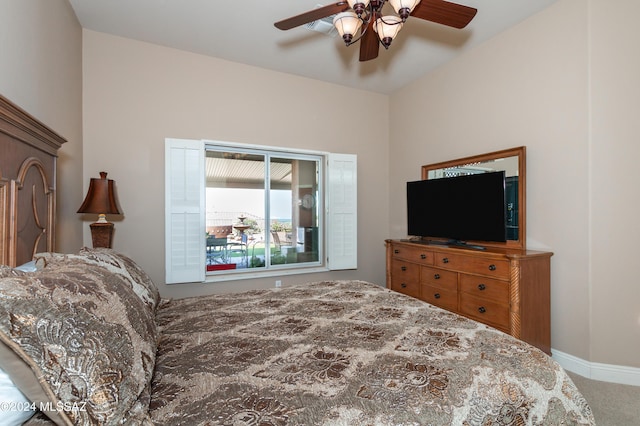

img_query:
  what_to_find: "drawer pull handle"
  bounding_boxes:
[394,249,400,254]
[488,264,497,271]
[478,284,486,291]
[434,293,441,299]
[478,306,486,314]
[420,254,426,259]
[434,274,440,279]
[401,266,407,272]
[442,257,449,264]
[401,283,407,288]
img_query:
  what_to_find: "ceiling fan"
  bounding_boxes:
[275,0,477,62]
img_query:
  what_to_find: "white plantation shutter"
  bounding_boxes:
[165,138,205,284]
[327,153,357,270]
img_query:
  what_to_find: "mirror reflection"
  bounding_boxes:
[421,147,525,249]
[426,156,519,240]
[425,156,519,180]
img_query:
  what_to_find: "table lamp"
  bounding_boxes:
[77,171,121,248]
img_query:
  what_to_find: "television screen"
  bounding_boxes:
[407,171,507,244]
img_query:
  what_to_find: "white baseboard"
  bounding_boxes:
[552,348,640,387]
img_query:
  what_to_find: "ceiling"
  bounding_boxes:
[68,0,559,95]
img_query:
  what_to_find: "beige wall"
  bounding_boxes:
[390,0,639,369]
[589,0,640,367]
[0,0,84,254]
[82,30,390,298]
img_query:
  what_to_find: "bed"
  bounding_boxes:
[151,278,595,425]
[0,95,595,425]
[0,249,594,425]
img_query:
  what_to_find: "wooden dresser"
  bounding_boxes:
[386,239,552,354]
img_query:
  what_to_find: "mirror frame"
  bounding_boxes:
[421,146,526,251]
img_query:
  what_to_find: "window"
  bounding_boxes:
[165,139,357,284]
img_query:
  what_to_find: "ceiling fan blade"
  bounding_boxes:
[410,0,478,29]
[359,18,379,61]
[275,2,350,30]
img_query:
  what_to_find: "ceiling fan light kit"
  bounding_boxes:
[333,11,362,44]
[374,15,403,48]
[389,0,421,21]
[348,0,370,17]
[275,0,478,61]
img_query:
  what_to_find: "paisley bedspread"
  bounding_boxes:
[149,280,595,425]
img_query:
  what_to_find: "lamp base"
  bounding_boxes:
[89,221,114,248]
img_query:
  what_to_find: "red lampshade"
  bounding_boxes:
[77,171,121,215]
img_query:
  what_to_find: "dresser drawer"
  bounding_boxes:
[420,266,457,290]
[459,275,509,304]
[422,285,457,311]
[459,294,510,330]
[391,260,420,280]
[391,279,420,299]
[391,244,434,265]
[390,261,420,298]
[434,253,509,279]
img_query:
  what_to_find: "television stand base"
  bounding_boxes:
[427,239,486,251]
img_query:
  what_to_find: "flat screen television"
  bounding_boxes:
[407,171,507,248]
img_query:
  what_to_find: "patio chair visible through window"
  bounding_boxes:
[271,230,294,254]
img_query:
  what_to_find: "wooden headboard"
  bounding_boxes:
[0,94,66,267]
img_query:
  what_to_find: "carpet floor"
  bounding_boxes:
[568,372,640,426]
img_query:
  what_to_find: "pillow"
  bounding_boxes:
[34,248,160,313]
[15,260,38,273]
[31,252,66,270]
[0,365,36,425]
[79,248,160,311]
[0,261,157,425]
[0,334,72,426]
[0,265,26,278]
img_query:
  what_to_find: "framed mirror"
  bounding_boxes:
[421,146,526,250]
